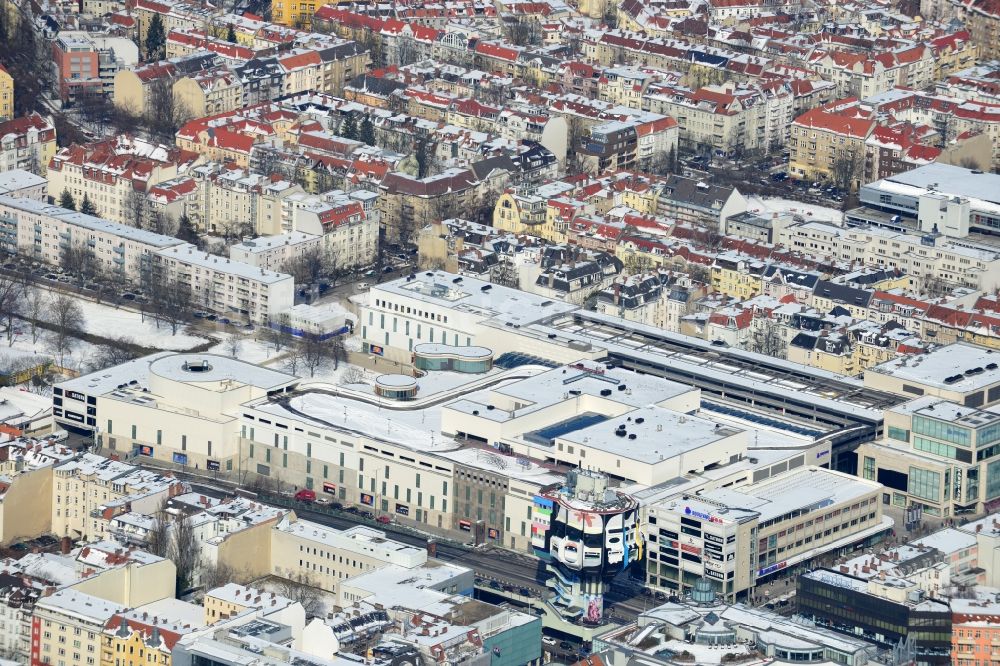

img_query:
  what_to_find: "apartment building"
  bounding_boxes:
[173,67,245,118]
[99,601,205,666]
[577,115,678,173]
[46,135,198,225]
[645,82,793,155]
[271,0,336,28]
[132,0,219,48]
[113,52,221,117]
[165,28,257,65]
[202,584,301,625]
[0,114,57,176]
[155,245,294,323]
[655,175,747,228]
[229,231,323,271]
[863,88,1000,169]
[0,196,184,280]
[646,466,886,600]
[50,453,184,541]
[292,195,379,271]
[595,271,706,332]
[0,65,11,121]
[788,101,876,187]
[271,517,427,594]
[378,169,480,243]
[776,220,1000,291]
[51,32,137,105]
[0,439,74,544]
[31,590,125,666]
[175,109,286,168]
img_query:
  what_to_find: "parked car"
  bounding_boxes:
[376,515,392,524]
[294,489,316,502]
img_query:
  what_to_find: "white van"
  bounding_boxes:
[49,429,69,443]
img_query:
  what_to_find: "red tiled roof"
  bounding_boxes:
[793,106,875,139]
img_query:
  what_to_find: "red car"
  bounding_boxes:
[294,489,316,502]
[376,515,392,524]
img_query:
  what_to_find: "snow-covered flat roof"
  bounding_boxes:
[230,231,319,254]
[274,516,427,565]
[57,352,172,397]
[0,195,184,248]
[910,527,978,555]
[870,342,1000,392]
[0,169,45,193]
[255,391,459,453]
[36,588,124,623]
[148,353,298,390]
[557,405,743,464]
[699,466,879,523]
[343,560,471,612]
[374,271,576,326]
[157,245,293,285]
[881,163,1000,206]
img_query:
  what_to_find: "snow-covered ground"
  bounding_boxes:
[296,362,378,386]
[76,300,207,351]
[206,334,283,365]
[746,195,845,224]
[2,320,101,375]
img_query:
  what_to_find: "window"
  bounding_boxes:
[986,460,1000,500]
[887,427,910,442]
[862,456,875,481]
[908,467,941,502]
[913,416,970,446]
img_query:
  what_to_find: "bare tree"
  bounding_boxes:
[263,321,293,354]
[273,574,324,618]
[123,189,149,230]
[281,247,326,285]
[831,150,863,191]
[85,337,141,373]
[923,274,952,299]
[490,257,519,288]
[746,317,786,358]
[23,287,44,344]
[958,156,985,171]
[298,337,332,378]
[687,263,711,284]
[200,561,239,590]
[149,274,192,335]
[147,79,192,141]
[216,218,256,245]
[339,366,367,385]
[146,502,171,558]
[505,16,542,46]
[329,336,346,370]
[223,329,247,358]
[45,293,86,368]
[169,514,200,595]
[146,210,179,236]
[282,341,303,376]
[0,276,25,346]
